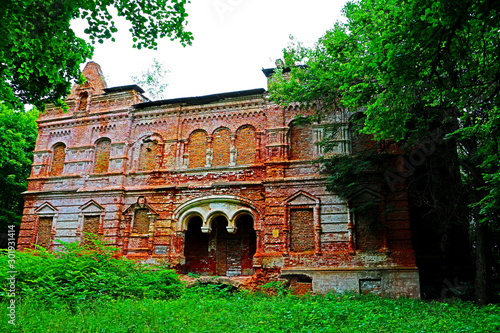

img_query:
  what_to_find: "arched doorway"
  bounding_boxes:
[184,214,256,276]
[184,216,211,275]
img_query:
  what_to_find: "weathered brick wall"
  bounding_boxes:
[189,130,207,168]
[93,139,111,173]
[290,209,315,252]
[212,128,231,167]
[49,143,66,176]
[36,217,52,249]
[289,122,314,160]
[236,126,256,165]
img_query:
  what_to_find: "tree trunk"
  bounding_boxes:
[475,220,491,305]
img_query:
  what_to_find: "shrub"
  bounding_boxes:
[0,234,182,307]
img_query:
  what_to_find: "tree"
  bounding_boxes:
[131,58,170,100]
[0,105,38,247]
[270,0,500,304]
[0,0,192,110]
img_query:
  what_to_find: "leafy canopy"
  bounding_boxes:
[0,104,37,230]
[270,0,500,221]
[0,0,192,110]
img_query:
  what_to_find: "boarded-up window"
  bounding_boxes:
[290,209,315,252]
[213,128,231,167]
[37,217,53,249]
[289,122,314,160]
[82,216,100,246]
[93,139,111,173]
[50,143,66,177]
[189,130,207,169]
[138,140,158,171]
[132,209,150,234]
[236,126,256,165]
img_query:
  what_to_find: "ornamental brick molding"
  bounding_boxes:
[19,62,420,298]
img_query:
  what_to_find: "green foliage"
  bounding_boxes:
[0,104,38,232]
[0,234,182,307]
[0,0,192,110]
[259,280,289,297]
[131,58,170,100]
[270,0,500,303]
[2,292,500,332]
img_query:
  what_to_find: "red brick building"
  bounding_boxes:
[18,62,420,297]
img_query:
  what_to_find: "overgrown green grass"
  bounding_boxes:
[2,237,499,332]
[2,287,500,332]
[0,234,182,308]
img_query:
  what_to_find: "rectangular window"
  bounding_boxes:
[82,216,100,246]
[290,209,315,252]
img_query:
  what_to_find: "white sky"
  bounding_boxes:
[72,0,347,99]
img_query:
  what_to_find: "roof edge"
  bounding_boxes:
[133,88,266,109]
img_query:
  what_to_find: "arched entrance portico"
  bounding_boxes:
[174,195,261,276]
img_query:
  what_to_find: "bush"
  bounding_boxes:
[0,234,182,307]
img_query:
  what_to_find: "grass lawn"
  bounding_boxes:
[2,288,500,332]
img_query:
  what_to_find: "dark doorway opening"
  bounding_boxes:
[184,214,256,276]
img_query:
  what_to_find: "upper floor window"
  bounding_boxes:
[79,92,88,112]
[188,130,207,169]
[212,127,231,167]
[236,126,256,165]
[138,138,158,171]
[289,121,314,160]
[93,138,111,173]
[49,143,66,177]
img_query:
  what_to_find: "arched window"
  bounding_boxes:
[212,128,231,167]
[79,92,88,111]
[289,121,314,160]
[236,126,256,165]
[93,138,111,173]
[50,143,66,177]
[138,139,158,171]
[188,130,207,169]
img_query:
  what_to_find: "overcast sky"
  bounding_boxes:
[72,0,347,99]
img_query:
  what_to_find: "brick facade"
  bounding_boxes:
[19,62,420,298]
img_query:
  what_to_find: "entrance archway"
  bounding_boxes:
[184,213,256,276]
